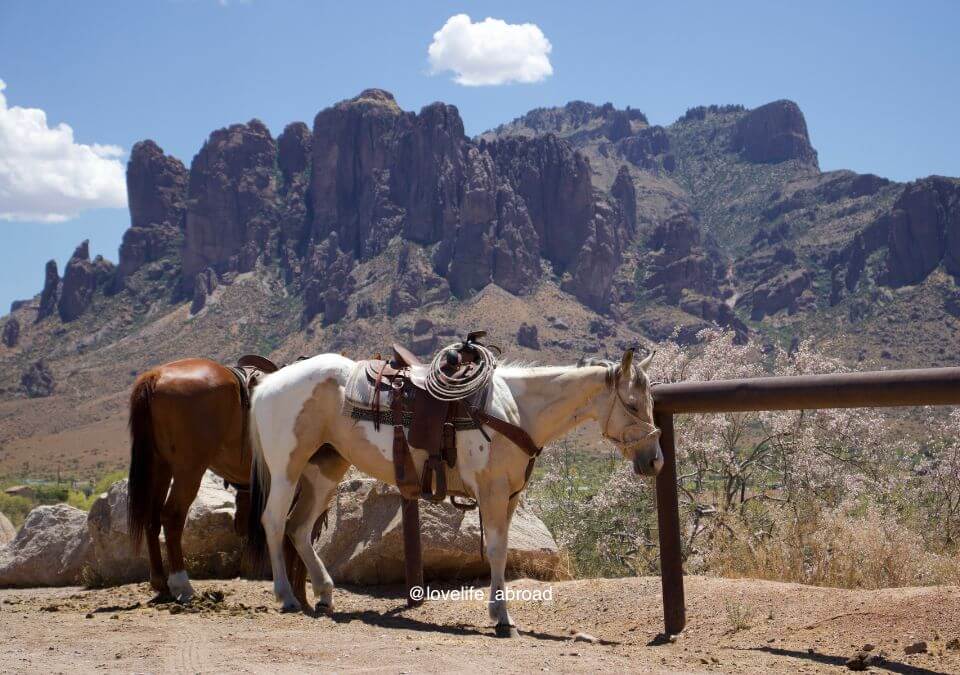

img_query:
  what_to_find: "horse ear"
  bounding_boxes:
[638,350,655,371]
[619,348,635,374]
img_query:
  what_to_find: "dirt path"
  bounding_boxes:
[1,576,958,673]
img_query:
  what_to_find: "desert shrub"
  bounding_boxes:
[0,493,32,528]
[91,469,127,496]
[31,484,69,504]
[534,443,657,577]
[528,329,960,588]
[66,489,98,511]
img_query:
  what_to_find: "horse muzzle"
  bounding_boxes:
[632,441,664,477]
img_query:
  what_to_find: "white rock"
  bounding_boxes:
[314,478,562,584]
[0,504,93,587]
[87,471,242,584]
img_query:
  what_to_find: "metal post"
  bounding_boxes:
[401,497,424,607]
[654,411,686,635]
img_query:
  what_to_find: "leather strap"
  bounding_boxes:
[390,376,420,500]
[471,409,541,458]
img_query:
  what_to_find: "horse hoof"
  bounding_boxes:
[314,601,334,615]
[148,591,175,605]
[495,623,519,638]
[280,601,302,614]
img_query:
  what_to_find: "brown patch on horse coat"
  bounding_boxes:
[288,379,341,484]
[308,444,351,482]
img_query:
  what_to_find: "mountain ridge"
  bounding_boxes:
[1,88,958,478]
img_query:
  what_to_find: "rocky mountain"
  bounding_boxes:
[1,88,958,479]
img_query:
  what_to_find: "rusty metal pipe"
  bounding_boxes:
[653,367,960,414]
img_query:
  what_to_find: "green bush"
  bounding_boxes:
[0,493,33,528]
[92,469,127,496]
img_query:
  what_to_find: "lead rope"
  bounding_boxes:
[423,341,498,401]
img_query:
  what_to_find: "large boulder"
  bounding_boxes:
[87,472,242,584]
[0,504,93,587]
[0,512,15,545]
[314,478,563,584]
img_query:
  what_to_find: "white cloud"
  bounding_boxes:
[0,79,127,223]
[428,14,553,87]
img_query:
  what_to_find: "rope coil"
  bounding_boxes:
[423,341,498,402]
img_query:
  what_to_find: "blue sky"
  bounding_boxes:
[1,0,958,311]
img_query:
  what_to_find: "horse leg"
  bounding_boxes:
[262,468,303,611]
[480,485,520,637]
[147,460,172,596]
[287,450,349,613]
[160,468,204,603]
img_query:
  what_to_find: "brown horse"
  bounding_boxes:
[127,357,306,602]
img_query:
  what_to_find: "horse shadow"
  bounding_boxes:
[744,646,948,675]
[319,585,603,644]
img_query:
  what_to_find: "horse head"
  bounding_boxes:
[583,349,664,476]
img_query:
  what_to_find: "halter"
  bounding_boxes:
[601,364,660,451]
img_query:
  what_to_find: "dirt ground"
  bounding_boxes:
[1,576,958,674]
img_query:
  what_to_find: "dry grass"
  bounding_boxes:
[702,504,960,589]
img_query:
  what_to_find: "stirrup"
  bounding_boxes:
[448,495,477,511]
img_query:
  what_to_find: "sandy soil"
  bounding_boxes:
[1,576,958,673]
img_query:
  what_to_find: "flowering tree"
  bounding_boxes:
[531,329,960,587]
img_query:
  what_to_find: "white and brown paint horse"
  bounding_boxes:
[246,348,662,634]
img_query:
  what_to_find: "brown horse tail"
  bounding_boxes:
[127,371,158,552]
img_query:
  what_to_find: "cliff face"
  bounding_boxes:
[160,89,631,318]
[14,89,960,366]
[119,141,188,281]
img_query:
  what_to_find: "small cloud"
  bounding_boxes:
[428,14,553,86]
[0,79,127,223]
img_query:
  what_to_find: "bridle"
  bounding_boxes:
[600,364,660,451]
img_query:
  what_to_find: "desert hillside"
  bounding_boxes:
[1,89,958,481]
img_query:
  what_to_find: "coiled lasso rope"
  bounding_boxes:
[423,341,498,402]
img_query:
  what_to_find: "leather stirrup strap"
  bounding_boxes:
[390,377,419,500]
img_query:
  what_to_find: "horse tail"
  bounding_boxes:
[245,402,269,569]
[127,370,159,552]
[245,395,308,606]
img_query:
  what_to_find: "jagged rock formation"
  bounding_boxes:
[732,100,818,166]
[881,177,960,286]
[12,90,960,371]
[516,323,540,349]
[36,260,60,321]
[58,241,114,322]
[2,317,19,348]
[118,141,188,280]
[182,119,278,288]
[388,244,451,317]
[21,360,54,398]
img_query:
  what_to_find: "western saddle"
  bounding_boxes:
[348,331,541,505]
